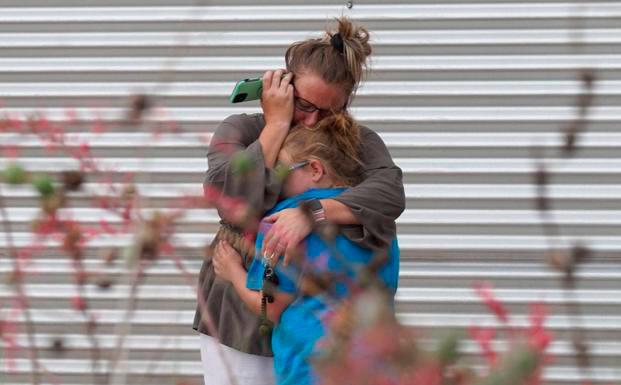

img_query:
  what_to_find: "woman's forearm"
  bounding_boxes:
[259,122,289,168]
[320,198,359,225]
[258,69,294,168]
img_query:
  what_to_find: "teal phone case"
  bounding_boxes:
[229,77,263,103]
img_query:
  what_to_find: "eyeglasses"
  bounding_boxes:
[294,96,335,118]
[288,160,309,171]
[292,80,346,118]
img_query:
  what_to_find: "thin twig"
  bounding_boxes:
[72,257,104,385]
[107,258,150,385]
[0,183,41,384]
[168,246,240,385]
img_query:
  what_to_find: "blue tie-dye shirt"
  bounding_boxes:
[246,188,400,385]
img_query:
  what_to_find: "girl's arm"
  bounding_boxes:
[213,240,292,324]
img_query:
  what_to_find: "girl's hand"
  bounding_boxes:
[260,69,294,131]
[213,240,244,282]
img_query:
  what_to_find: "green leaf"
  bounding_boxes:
[4,163,28,184]
[436,330,462,366]
[231,152,255,175]
[32,174,55,197]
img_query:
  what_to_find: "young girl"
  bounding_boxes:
[212,113,400,385]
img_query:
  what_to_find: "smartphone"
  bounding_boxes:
[229,77,263,103]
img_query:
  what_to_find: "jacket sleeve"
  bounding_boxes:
[204,114,282,218]
[332,127,405,250]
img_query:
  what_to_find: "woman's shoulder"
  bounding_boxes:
[214,113,266,144]
[357,124,382,141]
[220,113,265,131]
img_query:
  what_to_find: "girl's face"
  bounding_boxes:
[291,71,348,128]
[278,149,316,198]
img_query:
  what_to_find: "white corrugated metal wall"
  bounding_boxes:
[0,1,620,384]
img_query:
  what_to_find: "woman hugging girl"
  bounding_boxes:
[212,113,399,385]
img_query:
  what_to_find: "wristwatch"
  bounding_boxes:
[303,199,327,225]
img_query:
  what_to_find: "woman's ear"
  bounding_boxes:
[308,159,325,182]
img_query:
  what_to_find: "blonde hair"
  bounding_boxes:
[285,17,372,100]
[283,113,363,186]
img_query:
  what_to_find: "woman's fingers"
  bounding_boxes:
[262,228,288,260]
[279,72,293,91]
[261,227,275,256]
[263,213,278,223]
[262,70,273,92]
[264,69,291,92]
[271,69,284,90]
[260,69,295,129]
[276,239,288,261]
[262,225,281,257]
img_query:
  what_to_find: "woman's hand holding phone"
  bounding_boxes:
[261,70,294,132]
[258,70,295,167]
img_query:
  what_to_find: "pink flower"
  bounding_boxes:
[122,203,133,222]
[71,295,87,311]
[79,142,90,157]
[203,184,221,204]
[44,140,59,153]
[160,242,175,255]
[468,325,498,367]
[527,302,552,352]
[91,118,107,134]
[402,362,442,385]
[99,219,117,235]
[32,114,51,133]
[1,321,18,372]
[64,108,78,124]
[7,114,23,132]
[33,216,58,236]
[473,281,509,324]
[1,145,20,158]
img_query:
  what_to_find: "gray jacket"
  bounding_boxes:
[193,113,405,356]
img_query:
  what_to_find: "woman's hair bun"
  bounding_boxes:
[330,17,372,91]
[330,33,345,54]
[285,16,373,99]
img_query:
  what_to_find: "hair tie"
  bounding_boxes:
[330,33,345,54]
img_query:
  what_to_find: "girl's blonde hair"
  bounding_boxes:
[283,113,363,187]
[285,17,372,101]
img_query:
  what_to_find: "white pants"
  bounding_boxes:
[199,333,275,385]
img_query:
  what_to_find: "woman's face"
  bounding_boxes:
[278,149,315,198]
[291,71,349,127]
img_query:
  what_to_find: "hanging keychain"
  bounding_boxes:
[259,252,279,336]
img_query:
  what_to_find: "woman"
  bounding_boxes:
[212,113,400,385]
[193,17,405,385]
